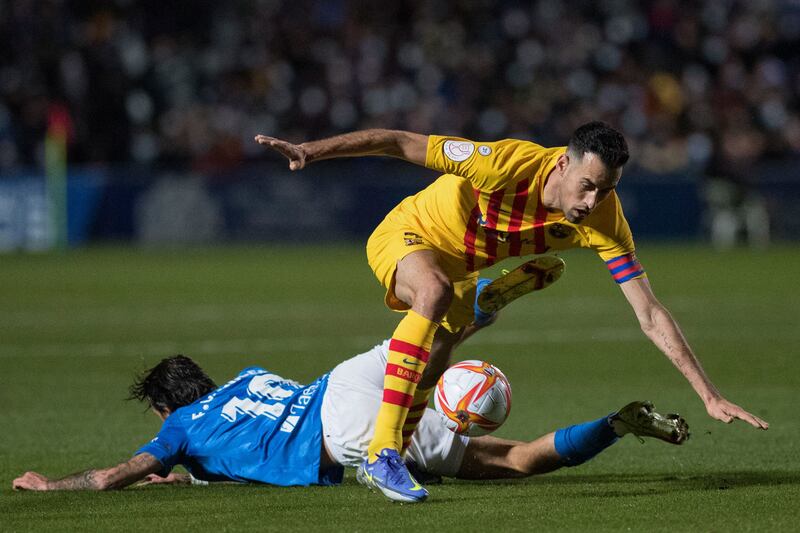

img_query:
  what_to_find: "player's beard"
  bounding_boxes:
[566,208,588,223]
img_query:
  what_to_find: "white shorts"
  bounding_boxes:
[321,340,469,477]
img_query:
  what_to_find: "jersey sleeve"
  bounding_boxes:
[586,192,647,284]
[425,136,547,192]
[134,415,187,477]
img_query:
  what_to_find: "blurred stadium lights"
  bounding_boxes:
[0,0,798,250]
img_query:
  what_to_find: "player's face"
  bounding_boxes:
[558,152,621,224]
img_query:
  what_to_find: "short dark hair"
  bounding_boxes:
[129,355,217,414]
[568,121,629,169]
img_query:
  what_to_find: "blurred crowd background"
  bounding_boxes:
[1,0,799,248]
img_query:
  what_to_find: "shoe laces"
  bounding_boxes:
[384,452,413,486]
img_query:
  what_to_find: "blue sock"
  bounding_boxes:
[554,414,619,467]
[473,278,494,326]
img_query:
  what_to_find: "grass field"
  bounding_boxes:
[1,244,798,531]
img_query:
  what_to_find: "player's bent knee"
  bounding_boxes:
[414,276,454,318]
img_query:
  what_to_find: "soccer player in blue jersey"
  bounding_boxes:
[13,338,690,496]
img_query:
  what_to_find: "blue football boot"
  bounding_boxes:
[356,449,428,503]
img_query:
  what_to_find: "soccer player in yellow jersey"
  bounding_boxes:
[255,122,768,503]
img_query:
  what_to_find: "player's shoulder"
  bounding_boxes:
[431,135,549,154]
[495,140,565,168]
[481,140,563,172]
[492,137,549,151]
[580,191,635,255]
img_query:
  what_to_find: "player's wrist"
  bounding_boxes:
[298,143,313,163]
[701,391,723,405]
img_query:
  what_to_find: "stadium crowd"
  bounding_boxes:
[1,0,799,179]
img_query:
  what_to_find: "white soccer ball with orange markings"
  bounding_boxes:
[434,360,512,436]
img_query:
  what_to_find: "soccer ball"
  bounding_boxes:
[434,360,512,436]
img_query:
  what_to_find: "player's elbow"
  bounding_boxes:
[394,131,428,164]
[94,470,127,491]
[89,472,113,491]
[637,303,669,335]
[638,313,656,334]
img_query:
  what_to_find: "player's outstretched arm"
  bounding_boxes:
[12,453,162,491]
[619,277,769,430]
[138,472,194,486]
[254,129,428,170]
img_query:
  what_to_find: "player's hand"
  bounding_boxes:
[254,135,307,170]
[705,397,769,429]
[12,471,51,491]
[138,472,190,486]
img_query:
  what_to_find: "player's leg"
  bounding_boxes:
[418,326,464,389]
[358,250,454,502]
[400,404,561,481]
[400,274,482,453]
[456,401,689,479]
[400,326,463,452]
[321,341,390,469]
[456,433,562,479]
[402,256,569,452]
[456,416,619,479]
[474,255,566,326]
[367,249,452,459]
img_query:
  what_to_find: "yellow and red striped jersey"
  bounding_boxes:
[383,135,645,283]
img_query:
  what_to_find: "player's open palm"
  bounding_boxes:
[706,397,769,429]
[254,135,307,170]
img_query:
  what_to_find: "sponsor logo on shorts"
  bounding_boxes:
[478,145,492,156]
[443,140,475,162]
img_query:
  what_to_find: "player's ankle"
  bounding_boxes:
[608,416,630,438]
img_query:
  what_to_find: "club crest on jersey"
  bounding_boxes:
[404,232,425,246]
[443,140,475,162]
[548,223,574,239]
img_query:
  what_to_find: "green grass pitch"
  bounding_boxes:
[1,244,798,531]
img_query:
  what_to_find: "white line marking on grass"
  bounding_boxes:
[1,302,359,328]
[468,325,800,346]
[5,325,798,359]
[0,337,342,359]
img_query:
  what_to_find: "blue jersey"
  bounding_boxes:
[136,367,342,486]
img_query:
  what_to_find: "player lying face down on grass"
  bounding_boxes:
[13,326,690,494]
[255,122,768,502]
